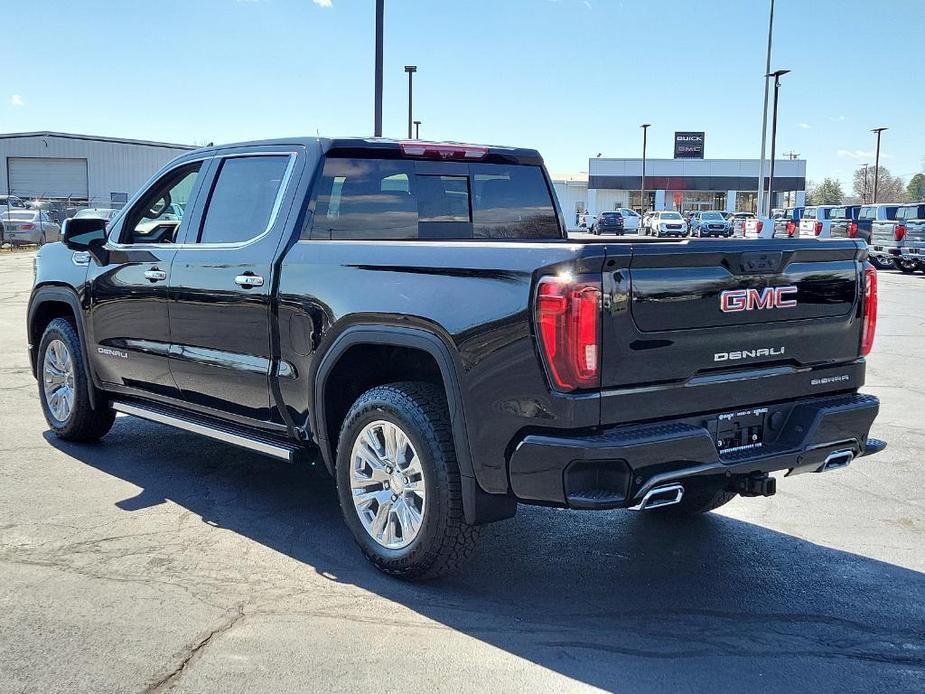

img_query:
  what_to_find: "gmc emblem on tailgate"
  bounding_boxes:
[720,286,798,313]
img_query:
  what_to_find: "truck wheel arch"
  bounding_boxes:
[312,325,516,525]
[28,286,99,409]
[312,325,471,478]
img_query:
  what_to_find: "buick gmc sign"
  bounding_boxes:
[674,131,705,159]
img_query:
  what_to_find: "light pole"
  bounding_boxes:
[766,69,789,214]
[413,120,421,139]
[374,0,384,137]
[640,123,651,212]
[404,65,417,139]
[871,127,887,202]
[756,0,776,218]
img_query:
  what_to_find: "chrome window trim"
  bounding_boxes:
[107,151,298,251]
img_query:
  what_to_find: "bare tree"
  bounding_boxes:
[853,165,905,203]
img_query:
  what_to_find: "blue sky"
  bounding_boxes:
[4,0,923,189]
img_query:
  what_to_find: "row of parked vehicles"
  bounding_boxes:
[758,203,925,272]
[581,202,925,273]
[0,194,123,247]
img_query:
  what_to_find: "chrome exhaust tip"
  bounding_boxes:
[817,450,854,473]
[635,483,685,511]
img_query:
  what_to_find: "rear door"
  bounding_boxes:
[599,240,864,422]
[167,148,301,423]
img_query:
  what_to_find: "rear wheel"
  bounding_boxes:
[38,317,115,441]
[336,382,479,579]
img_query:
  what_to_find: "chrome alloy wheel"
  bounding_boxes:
[43,338,75,424]
[350,420,427,550]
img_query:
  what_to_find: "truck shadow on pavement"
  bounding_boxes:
[47,418,925,693]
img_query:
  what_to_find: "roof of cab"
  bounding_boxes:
[178,136,544,166]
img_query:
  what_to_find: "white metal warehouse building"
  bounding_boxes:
[0,131,195,208]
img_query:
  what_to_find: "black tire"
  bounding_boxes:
[649,481,737,516]
[37,317,115,441]
[335,382,480,580]
[894,258,917,274]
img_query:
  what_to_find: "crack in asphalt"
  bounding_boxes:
[140,604,246,693]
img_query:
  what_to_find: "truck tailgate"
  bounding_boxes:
[599,239,866,423]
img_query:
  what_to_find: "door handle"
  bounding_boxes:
[144,269,167,282]
[234,273,265,288]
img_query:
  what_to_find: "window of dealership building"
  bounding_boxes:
[553,156,807,230]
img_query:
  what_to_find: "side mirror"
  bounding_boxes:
[62,218,110,263]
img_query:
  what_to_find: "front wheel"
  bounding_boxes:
[336,382,480,579]
[894,258,917,274]
[38,317,115,441]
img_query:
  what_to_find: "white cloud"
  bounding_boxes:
[827,115,846,122]
[9,94,23,107]
[837,149,873,159]
[798,122,811,129]
[837,149,894,160]
[313,0,332,6]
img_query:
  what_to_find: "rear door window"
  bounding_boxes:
[858,206,875,220]
[197,155,291,244]
[308,157,561,241]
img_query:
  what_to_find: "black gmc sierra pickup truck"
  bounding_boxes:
[28,137,884,579]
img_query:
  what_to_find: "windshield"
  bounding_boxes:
[898,205,925,220]
[702,212,724,220]
[600,212,621,220]
[661,212,683,220]
[75,209,114,219]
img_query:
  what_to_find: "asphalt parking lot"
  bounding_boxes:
[1,248,923,694]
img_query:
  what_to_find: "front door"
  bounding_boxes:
[87,161,206,397]
[167,150,299,422]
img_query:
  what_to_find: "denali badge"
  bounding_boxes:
[714,346,785,362]
[720,286,798,312]
[98,346,128,359]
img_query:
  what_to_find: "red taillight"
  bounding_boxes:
[535,274,601,391]
[21,223,35,230]
[786,221,795,237]
[895,224,907,242]
[399,141,488,160]
[756,220,764,233]
[861,263,878,356]
[814,221,823,236]
[847,222,858,238]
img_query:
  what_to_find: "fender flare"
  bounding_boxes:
[27,285,100,409]
[312,325,473,479]
[311,325,517,525]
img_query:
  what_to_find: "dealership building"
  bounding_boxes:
[0,131,195,209]
[552,132,807,229]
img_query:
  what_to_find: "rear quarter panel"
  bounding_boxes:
[277,240,605,493]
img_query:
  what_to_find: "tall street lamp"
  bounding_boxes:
[374,0,384,137]
[756,0,776,218]
[413,120,421,139]
[640,123,651,212]
[404,65,417,139]
[871,127,887,202]
[766,69,790,214]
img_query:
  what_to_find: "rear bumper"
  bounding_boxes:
[508,392,883,509]
[869,245,900,258]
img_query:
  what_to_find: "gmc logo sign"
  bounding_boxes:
[720,286,798,312]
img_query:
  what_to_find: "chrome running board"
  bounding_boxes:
[112,401,295,462]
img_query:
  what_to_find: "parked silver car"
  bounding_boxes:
[0,210,61,245]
